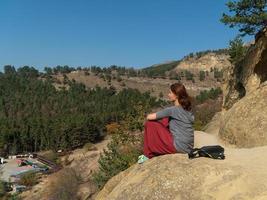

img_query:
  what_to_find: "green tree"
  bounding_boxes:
[228,36,248,64]
[44,67,53,75]
[221,0,267,36]
[196,87,222,103]
[176,74,181,80]
[4,65,16,75]
[185,70,194,80]
[0,68,162,154]
[17,66,39,78]
[179,71,185,78]
[92,107,145,189]
[199,70,206,81]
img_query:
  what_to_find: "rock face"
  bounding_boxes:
[174,53,231,72]
[96,132,267,200]
[222,28,267,110]
[218,28,267,147]
[219,83,267,147]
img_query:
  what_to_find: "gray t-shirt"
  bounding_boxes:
[156,105,194,153]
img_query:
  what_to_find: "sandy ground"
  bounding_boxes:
[193,131,267,200]
[195,130,267,181]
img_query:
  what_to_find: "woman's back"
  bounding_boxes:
[156,105,195,153]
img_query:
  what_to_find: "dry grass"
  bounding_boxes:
[52,70,222,99]
[47,168,81,200]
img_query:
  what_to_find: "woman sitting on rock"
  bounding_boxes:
[138,82,195,164]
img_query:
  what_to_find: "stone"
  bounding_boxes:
[219,85,267,147]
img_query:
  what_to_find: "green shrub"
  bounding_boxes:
[9,194,22,200]
[92,101,161,189]
[18,172,38,187]
[185,70,194,80]
[0,180,15,199]
[2,193,22,200]
[193,99,222,130]
[193,120,204,131]
[199,70,206,81]
[196,87,222,103]
[159,92,164,98]
[84,71,90,76]
[92,130,142,189]
[0,181,6,197]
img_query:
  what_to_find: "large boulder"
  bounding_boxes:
[219,84,267,147]
[96,132,267,200]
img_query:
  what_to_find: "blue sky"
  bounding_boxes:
[0,0,252,70]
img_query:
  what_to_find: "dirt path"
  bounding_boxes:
[194,130,267,198]
[195,130,267,167]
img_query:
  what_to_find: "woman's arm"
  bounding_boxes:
[146,113,157,120]
[146,107,173,121]
[146,106,174,121]
[146,112,169,128]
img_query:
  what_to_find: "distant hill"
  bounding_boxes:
[141,60,181,78]
[42,48,229,99]
[173,52,231,72]
[140,48,229,78]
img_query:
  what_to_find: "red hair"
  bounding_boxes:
[170,83,192,111]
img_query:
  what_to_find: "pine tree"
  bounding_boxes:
[221,0,267,36]
[199,70,206,81]
[228,36,248,64]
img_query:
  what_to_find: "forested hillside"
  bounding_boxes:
[0,66,162,155]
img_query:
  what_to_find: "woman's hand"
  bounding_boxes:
[146,113,157,120]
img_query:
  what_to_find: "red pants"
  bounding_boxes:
[143,117,177,158]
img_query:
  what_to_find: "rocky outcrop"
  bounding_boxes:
[218,28,267,147]
[96,132,267,200]
[222,28,267,110]
[174,53,231,72]
[219,83,267,147]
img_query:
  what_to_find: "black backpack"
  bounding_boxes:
[188,145,225,160]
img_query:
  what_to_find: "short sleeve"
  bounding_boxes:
[155,107,173,119]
